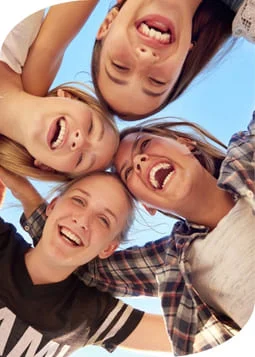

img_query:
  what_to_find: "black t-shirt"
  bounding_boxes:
[0,217,144,356]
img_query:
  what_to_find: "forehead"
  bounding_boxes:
[67,175,126,199]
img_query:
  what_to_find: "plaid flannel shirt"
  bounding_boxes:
[21,113,255,355]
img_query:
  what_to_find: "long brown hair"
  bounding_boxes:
[118,117,227,179]
[91,0,236,120]
[116,118,227,220]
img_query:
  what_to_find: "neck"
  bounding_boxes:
[177,171,235,229]
[188,0,203,16]
[25,247,73,285]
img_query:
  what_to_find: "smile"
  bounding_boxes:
[136,15,175,46]
[149,162,174,189]
[50,117,66,150]
[138,22,171,44]
[59,226,83,247]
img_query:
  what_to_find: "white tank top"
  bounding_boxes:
[187,198,255,327]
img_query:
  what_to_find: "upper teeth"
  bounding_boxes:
[60,227,82,246]
[149,163,174,189]
[52,119,66,149]
[139,23,170,44]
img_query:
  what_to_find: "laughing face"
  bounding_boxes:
[114,131,204,216]
[96,0,201,117]
[25,91,119,175]
[40,174,132,270]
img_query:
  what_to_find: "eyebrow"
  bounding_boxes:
[105,65,167,98]
[119,134,141,180]
[73,189,118,223]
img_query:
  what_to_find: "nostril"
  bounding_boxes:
[141,157,146,162]
[137,163,141,170]
[72,142,76,149]
[75,132,79,138]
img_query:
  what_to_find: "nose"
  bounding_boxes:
[70,130,87,151]
[135,46,159,64]
[72,216,88,231]
[133,154,148,172]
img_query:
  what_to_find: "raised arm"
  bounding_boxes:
[22,0,99,96]
[120,313,172,353]
[0,167,44,218]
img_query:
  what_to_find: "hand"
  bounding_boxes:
[0,178,6,208]
[0,167,44,217]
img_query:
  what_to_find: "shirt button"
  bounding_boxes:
[24,225,30,232]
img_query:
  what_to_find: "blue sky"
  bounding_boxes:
[0,1,255,357]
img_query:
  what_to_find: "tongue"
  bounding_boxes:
[144,20,169,33]
[155,167,172,189]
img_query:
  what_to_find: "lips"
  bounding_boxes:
[149,162,174,189]
[136,15,175,46]
[48,117,67,150]
[59,226,84,247]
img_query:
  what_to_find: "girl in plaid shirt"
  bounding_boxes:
[6,115,255,355]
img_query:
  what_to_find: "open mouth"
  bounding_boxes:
[59,226,83,247]
[149,162,174,189]
[50,117,66,150]
[136,16,175,45]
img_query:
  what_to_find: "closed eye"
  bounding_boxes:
[72,196,86,206]
[140,139,151,152]
[149,77,167,86]
[99,216,110,228]
[112,61,129,72]
[88,117,93,134]
[76,154,83,167]
[124,167,133,181]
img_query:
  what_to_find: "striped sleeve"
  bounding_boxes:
[87,300,144,352]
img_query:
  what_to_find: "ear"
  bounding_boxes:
[45,197,58,217]
[56,88,74,99]
[96,8,119,40]
[176,137,197,152]
[34,159,55,172]
[98,239,119,259]
[142,204,157,216]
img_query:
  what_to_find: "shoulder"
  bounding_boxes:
[0,9,45,73]
[0,217,28,252]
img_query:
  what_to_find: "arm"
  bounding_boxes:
[0,178,6,208]
[0,167,44,218]
[78,236,172,297]
[120,313,172,353]
[22,0,99,95]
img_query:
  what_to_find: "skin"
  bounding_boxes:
[25,174,130,284]
[114,132,235,228]
[97,0,202,116]
[0,169,172,352]
[0,62,118,174]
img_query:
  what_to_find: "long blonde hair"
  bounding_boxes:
[0,83,118,182]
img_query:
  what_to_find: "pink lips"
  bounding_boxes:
[47,117,67,150]
[136,14,175,48]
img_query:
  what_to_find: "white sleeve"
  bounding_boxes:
[0,10,45,74]
[232,0,255,43]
